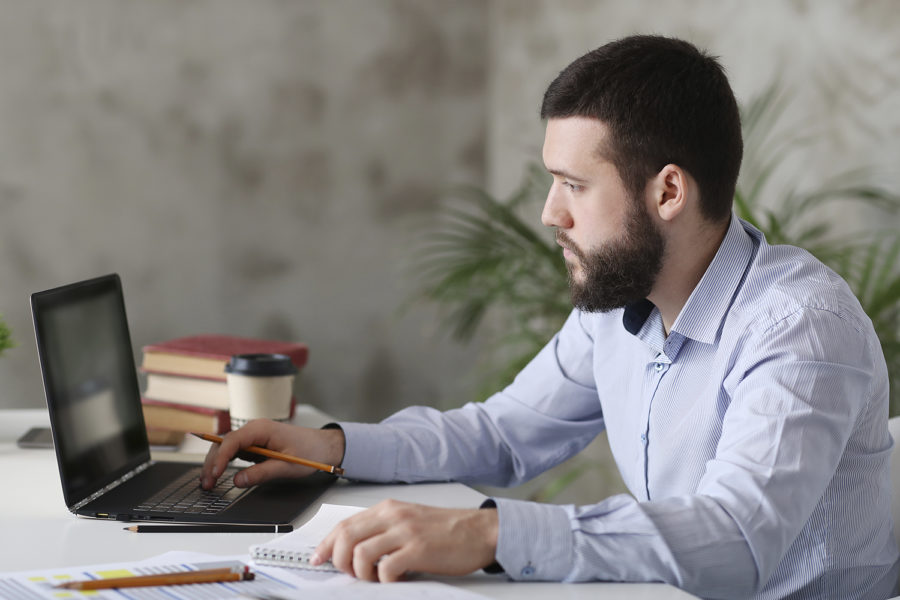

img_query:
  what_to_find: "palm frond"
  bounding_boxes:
[0,315,14,357]
[409,165,569,386]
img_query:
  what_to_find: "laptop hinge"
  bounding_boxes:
[71,460,154,512]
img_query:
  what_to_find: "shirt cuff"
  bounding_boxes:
[331,421,399,482]
[489,497,574,581]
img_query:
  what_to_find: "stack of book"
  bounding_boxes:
[140,334,309,442]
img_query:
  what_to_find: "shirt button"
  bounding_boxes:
[521,565,535,577]
[640,433,647,443]
[655,363,664,372]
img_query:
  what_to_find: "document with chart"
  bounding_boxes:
[0,549,490,599]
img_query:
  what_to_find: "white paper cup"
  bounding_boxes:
[225,354,297,430]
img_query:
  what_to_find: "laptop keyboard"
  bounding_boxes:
[134,467,248,515]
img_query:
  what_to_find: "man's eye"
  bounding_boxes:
[564,182,583,193]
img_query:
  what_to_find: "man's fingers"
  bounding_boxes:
[317,509,388,575]
[351,532,404,582]
[199,423,268,488]
[314,503,498,582]
[200,442,220,489]
[377,545,419,582]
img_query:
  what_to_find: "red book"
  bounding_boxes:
[140,398,297,434]
[141,398,231,434]
[141,334,309,381]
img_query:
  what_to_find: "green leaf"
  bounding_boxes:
[0,314,14,357]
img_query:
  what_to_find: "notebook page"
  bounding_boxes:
[250,503,365,570]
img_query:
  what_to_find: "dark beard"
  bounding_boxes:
[559,201,665,313]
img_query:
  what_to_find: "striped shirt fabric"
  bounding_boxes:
[338,215,899,599]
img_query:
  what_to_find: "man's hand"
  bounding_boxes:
[311,499,498,582]
[199,419,345,490]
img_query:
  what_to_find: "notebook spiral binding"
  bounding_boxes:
[250,547,339,572]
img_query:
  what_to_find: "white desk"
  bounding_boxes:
[0,408,697,599]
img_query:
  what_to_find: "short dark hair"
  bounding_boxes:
[541,35,742,223]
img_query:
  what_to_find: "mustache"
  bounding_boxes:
[556,230,585,261]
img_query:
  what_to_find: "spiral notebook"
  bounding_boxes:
[250,503,365,571]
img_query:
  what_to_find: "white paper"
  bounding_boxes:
[0,552,300,600]
[264,504,366,549]
[0,504,494,600]
[0,550,491,600]
[249,503,366,572]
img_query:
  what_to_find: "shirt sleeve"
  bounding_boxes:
[490,493,754,594]
[489,306,883,599]
[338,309,605,486]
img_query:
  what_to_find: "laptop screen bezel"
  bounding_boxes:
[31,273,151,509]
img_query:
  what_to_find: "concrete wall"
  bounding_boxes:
[0,2,897,501]
[0,0,489,420]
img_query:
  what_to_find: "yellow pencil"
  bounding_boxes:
[192,432,345,476]
[55,566,253,590]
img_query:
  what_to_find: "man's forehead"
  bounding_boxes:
[542,117,614,170]
[544,115,609,137]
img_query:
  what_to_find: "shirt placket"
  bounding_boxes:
[639,351,671,501]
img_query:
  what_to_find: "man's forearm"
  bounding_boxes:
[321,426,346,467]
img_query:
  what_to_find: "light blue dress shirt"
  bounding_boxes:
[337,216,899,599]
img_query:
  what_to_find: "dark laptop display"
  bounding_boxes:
[31,274,332,524]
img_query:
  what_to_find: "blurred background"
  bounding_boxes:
[1,1,898,501]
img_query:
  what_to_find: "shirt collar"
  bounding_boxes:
[622,214,757,346]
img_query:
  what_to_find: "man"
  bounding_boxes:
[201,35,899,599]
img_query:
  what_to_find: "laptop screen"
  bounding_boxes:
[32,274,150,506]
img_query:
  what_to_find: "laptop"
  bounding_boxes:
[31,273,334,525]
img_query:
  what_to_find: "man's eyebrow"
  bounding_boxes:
[546,168,588,183]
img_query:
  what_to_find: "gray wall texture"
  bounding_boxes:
[0,1,490,420]
[1,0,898,483]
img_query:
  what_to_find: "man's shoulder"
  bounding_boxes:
[732,231,869,335]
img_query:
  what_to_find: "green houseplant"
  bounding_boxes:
[0,315,13,357]
[411,164,566,399]
[414,82,900,417]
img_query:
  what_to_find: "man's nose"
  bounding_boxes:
[541,183,573,229]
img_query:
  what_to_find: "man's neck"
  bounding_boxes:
[649,219,730,336]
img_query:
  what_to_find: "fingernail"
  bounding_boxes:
[310,553,322,565]
[235,473,247,487]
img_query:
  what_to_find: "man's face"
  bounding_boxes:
[541,117,665,312]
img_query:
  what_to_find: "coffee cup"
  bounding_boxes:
[225,353,297,430]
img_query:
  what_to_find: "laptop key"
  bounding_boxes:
[136,467,247,514]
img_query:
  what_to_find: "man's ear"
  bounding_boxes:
[651,164,689,222]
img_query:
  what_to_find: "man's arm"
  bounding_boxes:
[199,309,603,582]
[201,310,601,490]
[338,309,605,486]
[200,304,888,597]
